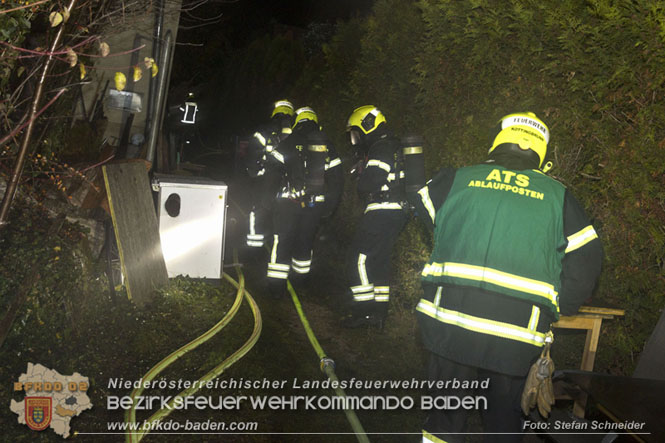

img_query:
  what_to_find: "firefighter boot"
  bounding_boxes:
[267,280,287,300]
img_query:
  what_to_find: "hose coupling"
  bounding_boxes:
[320,357,335,372]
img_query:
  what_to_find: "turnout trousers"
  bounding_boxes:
[422,353,525,443]
[346,206,407,317]
[247,205,270,248]
[267,197,324,292]
[246,176,273,248]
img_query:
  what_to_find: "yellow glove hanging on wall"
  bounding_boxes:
[521,332,555,418]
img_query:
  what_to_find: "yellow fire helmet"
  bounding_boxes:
[489,112,550,167]
[294,106,318,126]
[346,105,387,134]
[271,99,294,118]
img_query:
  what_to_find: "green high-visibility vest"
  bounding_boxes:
[422,164,567,317]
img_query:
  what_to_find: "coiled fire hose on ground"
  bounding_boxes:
[125,195,370,442]
[124,251,261,442]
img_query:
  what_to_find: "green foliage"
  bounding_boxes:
[294,16,367,144]
[296,0,665,375]
[351,0,424,134]
[0,201,99,343]
[0,1,33,91]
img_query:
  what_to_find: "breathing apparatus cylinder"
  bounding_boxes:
[401,135,425,194]
[305,131,328,195]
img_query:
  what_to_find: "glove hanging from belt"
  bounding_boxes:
[521,331,555,418]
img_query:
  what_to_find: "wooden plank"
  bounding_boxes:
[103,161,168,306]
[552,316,597,330]
[578,306,625,317]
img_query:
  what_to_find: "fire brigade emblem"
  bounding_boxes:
[25,397,52,431]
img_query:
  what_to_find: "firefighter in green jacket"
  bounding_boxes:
[411,112,602,442]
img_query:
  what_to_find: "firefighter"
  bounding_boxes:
[177,92,198,163]
[266,106,343,297]
[245,99,294,249]
[410,112,602,442]
[342,105,409,328]
[179,92,199,125]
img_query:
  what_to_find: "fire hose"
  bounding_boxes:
[124,251,261,442]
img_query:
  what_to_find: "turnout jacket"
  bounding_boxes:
[358,135,405,208]
[245,122,288,210]
[270,120,343,214]
[412,162,602,376]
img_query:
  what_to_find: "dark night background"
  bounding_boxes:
[169,0,374,138]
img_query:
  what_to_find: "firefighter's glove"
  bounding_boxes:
[521,339,555,418]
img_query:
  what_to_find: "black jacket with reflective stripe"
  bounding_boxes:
[411,160,602,376]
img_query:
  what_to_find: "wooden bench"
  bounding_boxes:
[553,305,625,417]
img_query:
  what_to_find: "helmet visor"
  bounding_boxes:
[349,129,362,146]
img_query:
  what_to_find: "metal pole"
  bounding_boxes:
[145,31,173,166]
[144,0,166,147]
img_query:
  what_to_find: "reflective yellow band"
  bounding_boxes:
[418,186,436,223]
[271,150,285,164]
[353,293,375,302]
[308,144,327,152]
[326,157,342,169]
[351,284,373,293]
[528,305,540,331]
[403,146,423,155]
[267,270,288,279]
[270,235,280,264]
[292,258,312,267]
[279,189,305,199]
[292,253,312,273]
[268,263,290,272]
[357,253,369,285]
[365,202,403,213]
[416,299,547,347]
[387,171,405,181]
[367,159,391,173]
[375,286,389,302]
[422,262,558,306]
[565,225,598,253]
[249,211,256,235]
[253,132,266,146]
[351,283,374,301]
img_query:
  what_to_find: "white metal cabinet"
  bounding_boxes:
[154,175,227,279]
